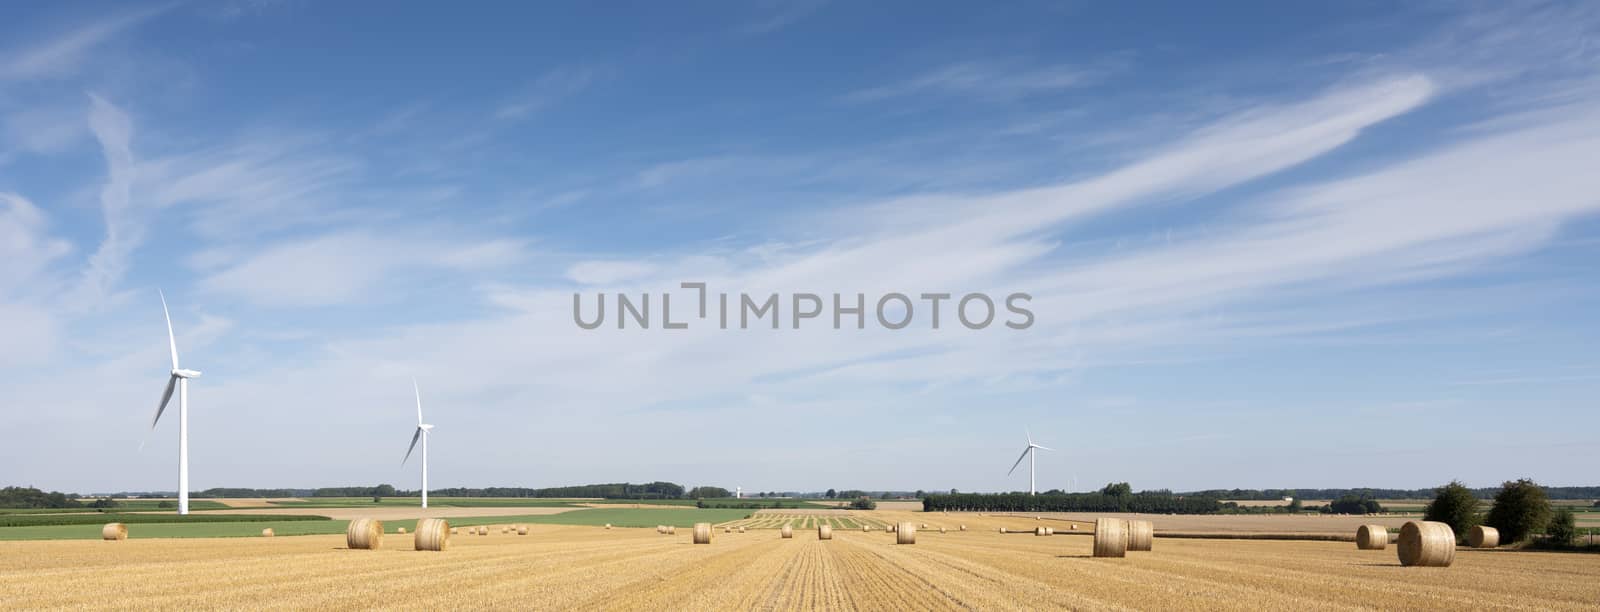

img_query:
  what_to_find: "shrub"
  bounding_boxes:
[1484,478,1551,544]
[850,498,877,510]
[1544,508,1577,546]
[1423,480,1480,540]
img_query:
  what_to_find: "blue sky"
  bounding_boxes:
[3,1,1599,495]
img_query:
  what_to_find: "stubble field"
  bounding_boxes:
[3,512,1598,610]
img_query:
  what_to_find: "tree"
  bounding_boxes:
[1484,478,1551,544]
[1100,482,1133,497]
[825,489,837,499]
[850,498,877,510]
[1545,508,1577,546]
[1328,495,1383,515]
[1287,498,1303,513]
[1423,480,1480,540]
[914,490,925,499]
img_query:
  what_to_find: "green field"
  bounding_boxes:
[0,512,328,528]
[0,507,753,541]
[0,500,232,514]
[259,497,586,509]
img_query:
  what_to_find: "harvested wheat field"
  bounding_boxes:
[3,524,1597,610]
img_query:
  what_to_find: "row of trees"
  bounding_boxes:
[923,491,1222,514]
[0,487,82,508]
[1188,486,1600,500]
[1424,479,1581,546]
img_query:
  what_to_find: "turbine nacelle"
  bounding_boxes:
[172,368,202,379]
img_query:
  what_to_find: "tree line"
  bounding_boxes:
[1423,479,1589,548]
[1185,486,1600,500]
[923,491,1222,514]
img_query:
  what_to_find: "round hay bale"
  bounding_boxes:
[921,523,928,529]
[449,528,458,535]
[397,527,407,535]
[818,524,833,540]
[1356,524,1388,550]
[1093,518,1128,558]
[656,525,666,534]
[478,526,488,536]
[781,525,794,539]
[694,522,713,544]
[998,527,1007,534]
[667,525,676,535]
[1398,521,1456,567]
[1070,524,1077,530]
[896,522,917,545]
[102,523,127,541]
[738,526,745,533]
[517,526,528,536]
[1045,527,1056,536]
[1469,525,1499,549]
[261,528,275,537]
[939,526,946,533]
[724,526,731,534]
[605,523,612,529]
[861,525,870,532]
[959,525,966,531]
[1035,526,1048,536]
[1126,520,1152,551]
[415,518,450,552]
[346,518,383,550]
[889,524,897,533]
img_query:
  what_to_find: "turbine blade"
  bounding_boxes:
[1007,447,1030,476]
[1026,428,1033,446]
[402,427,422,465]
[1035,445,1055,451]
[160,290,180,370]
[413,379,423,426]
[152,375,177,430]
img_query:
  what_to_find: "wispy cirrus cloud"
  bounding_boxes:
[842,59,1118,103]
[494,65,606,120]
[200,231,527,307]
[0,4,171,81]
[736,0,828,35]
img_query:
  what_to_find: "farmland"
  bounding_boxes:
[3,512,1597,610]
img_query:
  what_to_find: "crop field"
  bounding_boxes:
[0,507,754,541]
[4,514,1598,610]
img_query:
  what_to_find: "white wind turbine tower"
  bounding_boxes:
[148,291,202,515]
[403,381,434,509]
[1007,430,1054,495]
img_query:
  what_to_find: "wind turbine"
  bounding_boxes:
[148,291,202,515]
[402,381,434,509]
[1006,430,1053,495]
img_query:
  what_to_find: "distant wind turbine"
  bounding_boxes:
[1007,430,1053,495]
[402,381,434,509]
[148,291,202,515]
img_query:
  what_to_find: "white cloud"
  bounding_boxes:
[0,5,169,80]
[0,193,73,293]
[200,232,527,307]
[566,261,658,285]
[64,94,139,311]
[843,60,1111,103]
[736,0,828,35]
[2,106,87,158]
[494,66,604,120]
